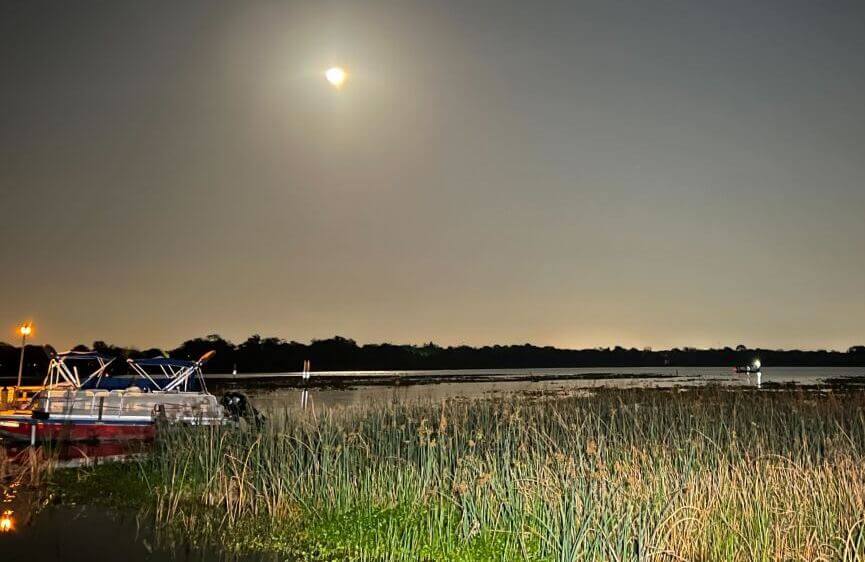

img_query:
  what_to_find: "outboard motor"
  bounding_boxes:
[221,391,265,428]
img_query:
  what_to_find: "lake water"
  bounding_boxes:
[2,365,865,560]
[219,365,865,411]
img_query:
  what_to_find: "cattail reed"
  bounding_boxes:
[141,388,865,561]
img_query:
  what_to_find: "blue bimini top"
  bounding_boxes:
[80,375,201,392]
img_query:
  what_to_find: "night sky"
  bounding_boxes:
[2,0,864,351]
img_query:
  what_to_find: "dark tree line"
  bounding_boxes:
[2,336,865,381]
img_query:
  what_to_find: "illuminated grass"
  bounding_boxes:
[144,388,865,560]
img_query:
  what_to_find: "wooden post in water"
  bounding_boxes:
[301,359,311,410]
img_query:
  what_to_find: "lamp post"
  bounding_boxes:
[16,323,32,388]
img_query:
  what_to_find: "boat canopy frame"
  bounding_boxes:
[44,350,116,389]
[76,351,215,394]
[126,351,215,393]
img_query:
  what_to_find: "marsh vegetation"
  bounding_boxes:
[92,387,862,561]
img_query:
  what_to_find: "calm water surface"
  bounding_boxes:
[234,366,865,411]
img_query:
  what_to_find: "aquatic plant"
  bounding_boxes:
[145,388,865,561]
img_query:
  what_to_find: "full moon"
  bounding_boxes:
[325,67,347,88]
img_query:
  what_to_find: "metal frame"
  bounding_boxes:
[125,352,212,393]
[44,351,115,389]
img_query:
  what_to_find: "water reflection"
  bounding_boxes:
[0,442,272,561]
[235,366,865,413]
[2,441,149,469]
[0,478,15,534]
[0,499,276,562]
[0,441,148,546]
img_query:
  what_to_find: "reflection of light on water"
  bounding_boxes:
[2,479,20,533]
[0,510,13,532]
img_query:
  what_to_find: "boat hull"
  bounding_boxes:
[0,416,155,443]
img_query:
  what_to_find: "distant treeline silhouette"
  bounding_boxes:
[2,335,865,380]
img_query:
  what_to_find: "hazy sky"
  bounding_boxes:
[2,0,864,351]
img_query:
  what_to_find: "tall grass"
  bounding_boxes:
[146,388,865,561]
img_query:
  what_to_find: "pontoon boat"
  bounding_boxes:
[0,351,225,443]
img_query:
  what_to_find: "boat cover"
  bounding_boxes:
[58,351,113,362]
[80,375,201,392]
[130,357,198,368]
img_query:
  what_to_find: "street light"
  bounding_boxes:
[16,323,32,388]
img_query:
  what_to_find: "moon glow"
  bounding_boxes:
[325,67,347,88]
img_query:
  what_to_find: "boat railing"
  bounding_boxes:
[35,388,221,421]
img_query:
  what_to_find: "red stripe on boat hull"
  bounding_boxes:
[0,421,155,443]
